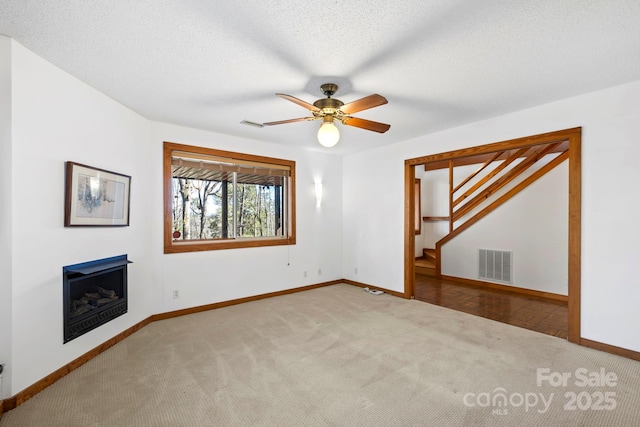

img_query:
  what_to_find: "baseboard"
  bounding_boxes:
[579,338,640,362]
[3,280,341,412]
[3,316,153,412]
[441,275,568,302]
[151,280,342,321]
[4,279,635,414]
[342,279,406,299]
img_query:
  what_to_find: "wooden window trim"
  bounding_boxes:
[163,141,296,253]
[414,178,421,235]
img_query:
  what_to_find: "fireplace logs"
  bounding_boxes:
[71,286,120,318]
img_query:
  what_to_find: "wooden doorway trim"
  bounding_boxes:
[404,127,581,343]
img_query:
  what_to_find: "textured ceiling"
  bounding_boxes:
[2,0,639,154]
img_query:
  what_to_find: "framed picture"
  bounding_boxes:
[64,161,131,226]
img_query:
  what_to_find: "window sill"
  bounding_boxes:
[164,236,295,254]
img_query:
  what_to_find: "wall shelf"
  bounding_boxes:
[422,216,450,222]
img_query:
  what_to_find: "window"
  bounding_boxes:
[163,142,296,253]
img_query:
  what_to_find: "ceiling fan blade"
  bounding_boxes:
[263,117,319,126]
[276,93,321,112]
[339,94,388,114]
[341,116,391,133]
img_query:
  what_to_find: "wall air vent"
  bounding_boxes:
[240,120,264,128]
[478,249,513,284]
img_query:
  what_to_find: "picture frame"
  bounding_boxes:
[64,161,131,226]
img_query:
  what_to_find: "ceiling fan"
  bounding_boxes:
[262,83,390,147]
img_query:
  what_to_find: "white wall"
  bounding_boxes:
[441,162,568,295]
[150,123,343,313]
[417,167,450,253]
[9,41,154,394]
[343,80,640,353]
[4,41,344,397]
[0,35,13,399]
[342,143,405,289]
[11,42,153,394]
[414,155,568,295]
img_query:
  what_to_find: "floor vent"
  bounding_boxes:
[478,249,513,284]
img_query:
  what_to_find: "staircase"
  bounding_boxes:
[415,137,570,279]
[415,248,436,276]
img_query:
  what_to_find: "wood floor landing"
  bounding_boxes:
[414,274,568,339]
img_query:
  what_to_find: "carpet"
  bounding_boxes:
[1,283,638,426]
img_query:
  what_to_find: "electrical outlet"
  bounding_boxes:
[355,267,358,274]
[172,290,179,299]
[318,268,322,276]
[303,271,307,278]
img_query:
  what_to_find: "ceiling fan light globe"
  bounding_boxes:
[317,122,340,147]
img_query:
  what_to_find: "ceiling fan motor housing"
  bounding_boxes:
[313,97,344,112]
[314,83,344,115]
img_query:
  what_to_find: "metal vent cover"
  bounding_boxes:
[478,249,513,284]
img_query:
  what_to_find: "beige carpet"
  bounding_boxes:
[1,283,639,426]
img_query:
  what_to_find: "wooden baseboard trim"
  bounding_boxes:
[3,280,341,413]
[5,279,636,415]
[151,280,341,322]
[342,279,406,299]
[441,275,568,302]
[3,316,153,412]
[579,338,640,362]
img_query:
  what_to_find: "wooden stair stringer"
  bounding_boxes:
[435,150,569,277]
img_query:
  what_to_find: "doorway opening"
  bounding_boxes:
[404,127,581,343]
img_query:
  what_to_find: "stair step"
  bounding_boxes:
[415,256,436,276]
[415,264,436,276]
[417,249,437,276]
[423,248,436,262]
[415,258,435,268]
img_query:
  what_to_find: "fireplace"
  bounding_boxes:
[63,255,132,343]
